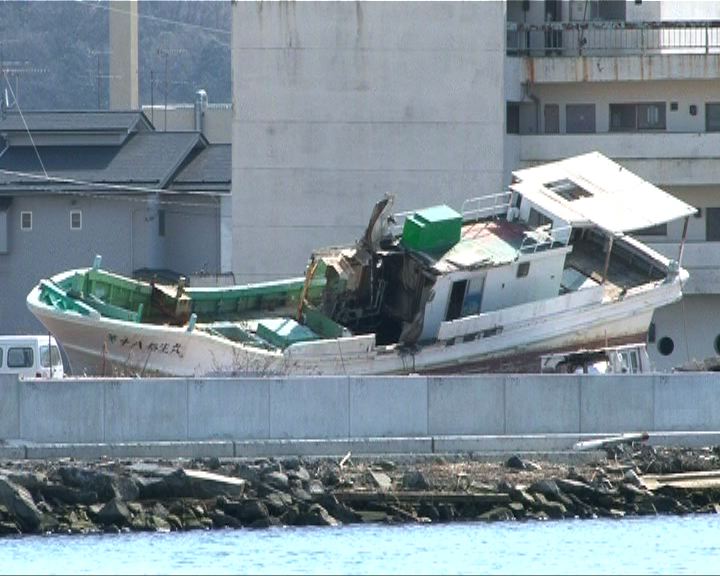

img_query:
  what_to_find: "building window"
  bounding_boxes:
[506,102,520,135]
[566,104,596,134]
[544,104,559,134]
[70,210,82,230]
[706,103,720,132]
[633,223,667,237]
[158,209,166,237]
[610,103,666,131]
[20,211,32,231]
[517,262,530,278]
[706,208,720,241]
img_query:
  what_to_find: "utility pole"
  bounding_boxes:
[89,49,116,110]
[156,47,186,131]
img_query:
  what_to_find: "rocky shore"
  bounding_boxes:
[1,444,720,535]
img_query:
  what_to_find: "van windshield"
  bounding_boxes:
[40,345,62,368]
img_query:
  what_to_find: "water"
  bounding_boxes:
[1,515,718,575]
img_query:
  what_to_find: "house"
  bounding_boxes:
[0,109,231,335]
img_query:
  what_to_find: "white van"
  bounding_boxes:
[0,335,65,379]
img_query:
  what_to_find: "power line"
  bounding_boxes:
[0,168,228,210]
[0,168,227,199]
[73,0,232,41]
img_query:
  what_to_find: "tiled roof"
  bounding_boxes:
[0,132,203,192]
[169,144,230,193]
[0,110,153,133]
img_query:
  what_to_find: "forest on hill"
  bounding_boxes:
[0,0,231,110]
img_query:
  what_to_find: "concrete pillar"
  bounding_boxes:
[109,0,139,110]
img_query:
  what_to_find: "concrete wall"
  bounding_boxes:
[3,372,720,444]
[231,1,507,281]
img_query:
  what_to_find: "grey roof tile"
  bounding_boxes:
[0,110,152,132]
[0,132,203,192]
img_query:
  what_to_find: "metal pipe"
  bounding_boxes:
[678,215,690,265]
[601,235,614,285]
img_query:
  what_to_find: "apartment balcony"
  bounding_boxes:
[519,133,720,186]
[508,21,720,83]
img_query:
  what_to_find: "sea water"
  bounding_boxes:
[1,514,718,575]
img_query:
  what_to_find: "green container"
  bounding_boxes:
[256,317,318,349]
[401,204,462,253]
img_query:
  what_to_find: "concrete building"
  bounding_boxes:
[230,0,720,371]
[231,1,506,281]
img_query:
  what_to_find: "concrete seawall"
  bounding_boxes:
[2,373,720,459]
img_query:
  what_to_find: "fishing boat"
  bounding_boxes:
[27,152,696,377]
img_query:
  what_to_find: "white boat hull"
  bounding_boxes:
[27,274,683,376]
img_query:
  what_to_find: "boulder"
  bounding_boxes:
[97,498,132,528]
[287,467,311,484]
[263,471,290,491]
[402,470,431,491]
[532,493,567,519]
[263,492,289,517]
[280,456,302,471]
[299,503,339,527]
[0,475,43,532]
[224,499,270,524]
[40,484,98,505]
[290,486,313,503]
[529,479,561,499]
[479,507,515,521]
[0,520,20,535]
[505,455,526,470]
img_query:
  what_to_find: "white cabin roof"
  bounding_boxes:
[510,152,697,236]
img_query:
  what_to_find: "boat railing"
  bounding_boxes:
[519,224,572,254]
[460,192,513,223]
[388,192,513,236]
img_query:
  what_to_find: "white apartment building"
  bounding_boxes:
[506,0,720,370]
[231,1,720,371]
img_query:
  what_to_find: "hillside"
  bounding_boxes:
[0,0,231,111]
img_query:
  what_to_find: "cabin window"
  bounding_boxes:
[517,262,530,278]
[657,336,674,356]
[528,208,552,229]
[461,275,485,316]
[706,103,720,132]
[0,348,3,367]
[610,103,666,131]
[70,210,82,230]
[445,280,468,321]
[706,208,720,241]
[633,223,667,237]
[545,179,592,201]
[7,347,33,368]
[158,209,166,237]
[714,335,720,355]
[20,211,32,231]
[566,104,596,134]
